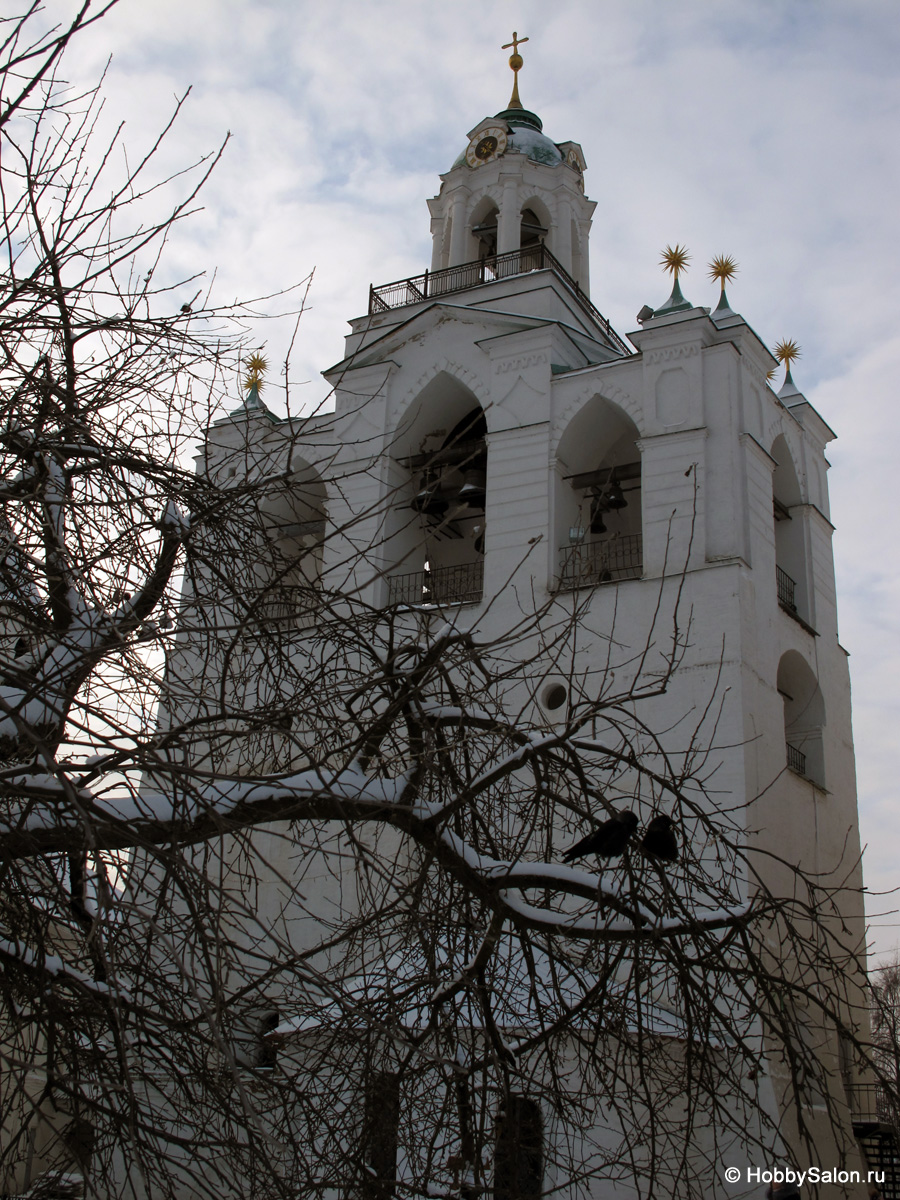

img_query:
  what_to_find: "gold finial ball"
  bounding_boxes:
[509,53,523,71]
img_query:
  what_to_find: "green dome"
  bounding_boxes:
[452,109,563,170]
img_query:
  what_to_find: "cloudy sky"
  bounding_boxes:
[51,0,900,957]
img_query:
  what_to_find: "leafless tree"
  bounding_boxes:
[869,960,900,1121]
[0,8,879,1200]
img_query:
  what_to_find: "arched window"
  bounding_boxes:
[777,650,826,788]
[387,375,487,608]
[771,436,809,625]
[555,396,642,590]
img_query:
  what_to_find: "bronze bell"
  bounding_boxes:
[457,468,486,507]
[411,472,448,519]
[589,494,608,535]
[607,479,627,510]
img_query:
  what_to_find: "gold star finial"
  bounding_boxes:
[501,31,529,109]
[773,339,801,369]
[660,244,690,281]
[773,339,801,387]
[244,352,267,394]
[708,254,738,289]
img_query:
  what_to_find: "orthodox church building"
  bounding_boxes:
[196,41,880,1200]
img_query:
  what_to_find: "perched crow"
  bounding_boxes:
[640,814,679,863]
[562,810,639,862]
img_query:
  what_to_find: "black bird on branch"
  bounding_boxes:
[640,814,679,863]
[562,810,639,863]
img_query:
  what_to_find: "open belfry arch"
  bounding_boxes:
[186,32,877,1200]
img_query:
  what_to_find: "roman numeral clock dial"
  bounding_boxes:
[465,125,507,167]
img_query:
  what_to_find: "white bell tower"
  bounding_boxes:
[426,34,596,289]
[196,32,871,1200]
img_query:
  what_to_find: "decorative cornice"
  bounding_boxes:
[644,343,700,366]
[494,352,548,374]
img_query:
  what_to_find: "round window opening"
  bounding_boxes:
[542,683,568,712]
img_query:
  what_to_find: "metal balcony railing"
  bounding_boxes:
[786,742,807,776]
[558,534,643,591]
[369,244,631,356]
[776,565,797,612]
[849,1083,900,1131]
[388,560,484,608]
[247,585,319,630]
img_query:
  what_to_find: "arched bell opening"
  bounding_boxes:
[386,374,487,607]
[777,650,826,789]
[555,396,642,591]
[771,435,809,624]
[256,460,327,627]
[466,197,500,264]
[519,198,551,271]
[520,206,547,252]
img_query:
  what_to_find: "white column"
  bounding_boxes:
[497,179,520,255]
[555,197,573,275]
[448,194,468,266]
[430,218,443,271]
[577,217,591,293]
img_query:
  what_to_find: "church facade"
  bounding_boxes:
[188,49,877,1200]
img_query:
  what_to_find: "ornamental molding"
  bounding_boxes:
[465,185,503,217]
[388,357,489,431]
[763,418,808,497]
[764,413,801,462]
[645,344,700,365]
[744,357,770,390]
[494,352,548,374]
[550,378,641,452]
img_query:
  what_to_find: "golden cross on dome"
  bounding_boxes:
[502,31,529,57]
[502,31,529,109]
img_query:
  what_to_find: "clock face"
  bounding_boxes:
[465,125,508,167]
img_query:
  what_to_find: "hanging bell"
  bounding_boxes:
[411,472,448,519]
[457,468,487,507]
[606,479,627,510]
[589,495,608,535]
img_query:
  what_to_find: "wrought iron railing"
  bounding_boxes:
[558,534,643,591]
[776,565,797,612]
[786,742,807,776]
[850,1083,900,1130]
[388,560,484,608]
[247,585,319,630]
[369,244,631,356]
